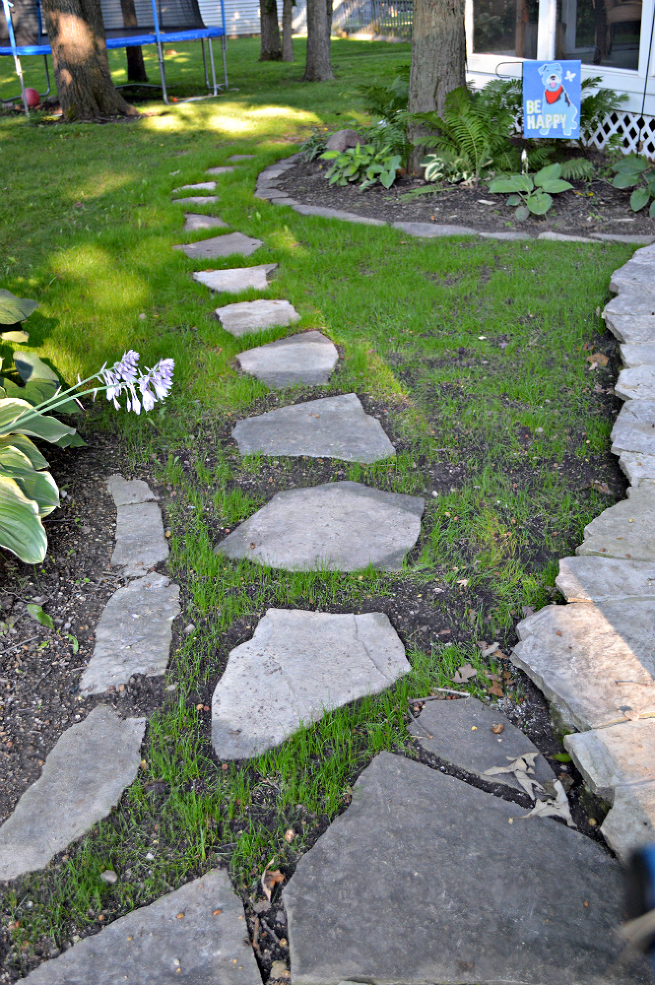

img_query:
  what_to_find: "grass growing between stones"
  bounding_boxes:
[0,35,635,981]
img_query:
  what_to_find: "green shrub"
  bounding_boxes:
[320,143,402,190]
[488,163,573,220]
[611,155,655,216]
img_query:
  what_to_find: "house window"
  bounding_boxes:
[472,0,539,55]
[557,0,641,69]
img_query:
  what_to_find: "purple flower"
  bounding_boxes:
[96,353,173,415]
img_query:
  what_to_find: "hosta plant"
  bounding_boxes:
[488,163,573,220]
[320,143,402,190]
[611,155,655,217]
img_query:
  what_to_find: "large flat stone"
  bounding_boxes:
[615,364,655,400]
[284,752,647,985]
[173,181,217,193]
[206,165,235,175]
[603,296,655,343]
[216,298,300,336]
[0,706,145,881]
[600,781,655,861]
[538,231,595,242]
[591,233,655,245]
[610,269,655,297]
[80,574,180,695]
[236,331,338,386]
[232,394,395,463]
[619,450,655,484]
[183,213,228,232]
[619,342,655,367]
[172,196,219,206]
[215,481,424,572]
[194,264,277,295]
[576,482,655,561]
[556,555,655,602]
[174,232,263,260]
[106,474,155,507]
[228,154,255,161]
[612,399,655,455]
[392,220,478,237]
[212,609,409,759]
[111,501,169,578]
[565,718,655,800]
[511,602,655,730]
[408,696,554,793]
[22,869,259,985]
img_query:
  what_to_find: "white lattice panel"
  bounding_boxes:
[589,111,655,159]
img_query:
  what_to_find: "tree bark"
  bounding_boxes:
[282,0,294,61]
[41,0,137,119]
[408,0,466,170]
[303,0,334,80]
[259,0,282,60]
[120,0,148,82]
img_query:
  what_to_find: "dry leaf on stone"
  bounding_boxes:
[522,779,574,827]
[453,664,477,684]
[261,859,285,901]
[484,752,544,800]
[491,723,504,734]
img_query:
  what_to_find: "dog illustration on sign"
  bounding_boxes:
[535,62,578,137]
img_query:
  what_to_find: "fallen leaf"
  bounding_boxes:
[456,578,469,587]
[284,828,296,843]
[587,352,609,369]
[590,480,611,495]
[488,681,504,698]
[522,605,535,618]
[452,664,477,684]
[485,753,543,799]
[261,859,285,901]
[481,641,500,657]
[493,649,509,660]
[491,723,504,734]
[522,779,574,826]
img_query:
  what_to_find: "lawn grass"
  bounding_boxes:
[0,35,635,980]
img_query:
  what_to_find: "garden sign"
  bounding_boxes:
[523,60,581,139]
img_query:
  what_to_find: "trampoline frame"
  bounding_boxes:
[0,0,228,115]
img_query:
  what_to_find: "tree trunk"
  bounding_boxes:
[303,0,334,80]
[41,0,138,120]
[259,0,282,60]
[282,0,294,61]
[407,0,466,171]
[120,0,148,82]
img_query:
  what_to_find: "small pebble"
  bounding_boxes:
[100,870,118,885]
[139,313,146,321]
[184,623,196,635]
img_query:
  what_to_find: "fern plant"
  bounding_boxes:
[358,65,411,170]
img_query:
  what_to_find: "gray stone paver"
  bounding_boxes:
[612,399,655,455]
[0,706,145,881]
[605,312,655,344]
[22,869,259,985]
[610,269,655,297]
[173,181,217,193]
[216,298,300,336]
[212,609,409,759]
[619,342,655,367]
[172,196,219,206]
[106,474,155,507]
[80,574,180,695]
[615,364,655,400]
[228,154,255,161]
[284,752,645,985]
[206,166,235,175]
[193,264,277,295]
[576,481,655,561]
[565,718,655,800]
[232,394,395,463]
[236,330,338,386]
[183,213,228,232]
[601,782,655,862]
[111,501,169,578]
[393,220,478,237]
[175,232,263,260]
[408,696,555,793]
[556,555,655,602]
[538,231,595,242]
[619,450,655,484]
[215,481,424,572]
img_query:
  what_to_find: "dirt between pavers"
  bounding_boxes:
[275,157,655,239]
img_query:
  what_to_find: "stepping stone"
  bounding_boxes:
[194,264,277,295]
[393,220,478,237]
[216,298,300,336]
[511,602,655,731]
[600,782,655,863]
[0,706,145,882]
[106,473,155,507]
[232,394,395,464]
[292,203,385,226]
[228,154,255,161]
[603,295,655,343]
[615,364,655,400]
[172,196,219,206]
[184,213,228,232]
[236,331,338,386]
[610,267,655,297]
[556,555,655,603]
[174,232,262,260]
[111,501,169,578]
[212,609,409,759]
[591,233,655,245]
[538,230,596,242]
[22,869,259,984]
[80,574,180,695]
[214,481,424,572]
[172,181,217,193]
[409,696,555,793]
[284,752,642,985]
[619,450,655,484]
[576,482,655,562]
[619,342,655,367]
[612,399,655,455]
[206,166,235,175]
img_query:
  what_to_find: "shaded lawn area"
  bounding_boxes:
[0,36,634,982]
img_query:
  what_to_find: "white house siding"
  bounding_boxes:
[198,0,308,35]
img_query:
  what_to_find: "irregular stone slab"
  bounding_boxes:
[173,181,216,193]
[228,154,255,161]
[601,782,655,861]
[111,501,169,578]
[183,213,228,232]
[610,268,655,297]
[538,231,595,242]
[512,601,655,730]
[236,331,338,386]
[619,342,655,367]
[212,609,409,759]
[408,696,554,793]
[556,555,655,603]
[619,450,655,484]
[80,574,180,695]
[232,394,395,464]
[106,474,155,508]
[612,399,655,455]
[591,233,655,245]
[22,869,259,985]
[615,364,655,400]
[291,203,385,226]
[175,232,263,260]
[194,264,277,295]
[479,230,530,241]
[392,220,478,237]
[605,314,655,345]
[0,706,145,881]
[565,718,655,800]
[206,165,235,175]
[216,298,300,336]
[215,481,424,572]
[576,482,655,562]
[172,196,219,206]
[284,752,645,985]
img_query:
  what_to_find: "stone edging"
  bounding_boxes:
[256,155,655,245]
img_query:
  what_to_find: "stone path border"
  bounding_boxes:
[255,155,655,245]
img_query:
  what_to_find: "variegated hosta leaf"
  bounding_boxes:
[0,475,47,564]
[13,469,59,517]
[0,434,48,470]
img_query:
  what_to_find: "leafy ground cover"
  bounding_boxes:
[0,36,635,983]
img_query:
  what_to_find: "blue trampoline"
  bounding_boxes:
[1,0,227,113]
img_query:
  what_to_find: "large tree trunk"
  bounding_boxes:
[41,0,137,119]
[282,0,294,61]
[120,0,148,82]
[407,0,466,171]
[259,0,282,60]
[303,0,334,80]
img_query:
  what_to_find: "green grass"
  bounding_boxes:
[0,35,634,978]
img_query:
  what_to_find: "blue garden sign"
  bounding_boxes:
[523,60,581,139]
